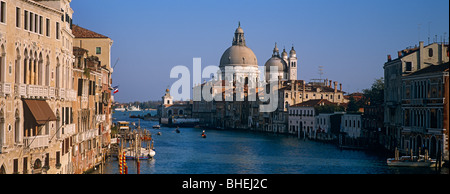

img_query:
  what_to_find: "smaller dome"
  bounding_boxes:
[264,56,287,73]
[290,46,296,55]
[281,48,288,58]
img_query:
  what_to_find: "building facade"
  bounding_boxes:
[0,0,113,174]
[384,41,449,151]
[400,62,449,161]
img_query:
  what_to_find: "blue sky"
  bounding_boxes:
[71,0,449,102]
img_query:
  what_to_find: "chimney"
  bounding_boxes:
[334,81,337,93]
[419,41,424,70]
[339,83,342,92]
[302,80,306,101]
[329,80,332,87]
[388,55,392,62]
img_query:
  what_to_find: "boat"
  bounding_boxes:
[117,121,130,134]
[115,107,126,111]
[152,125,160,129]
[387,155,438,167]
[124,147,156,160]
[127,105,141,111]
[201,130,206,138]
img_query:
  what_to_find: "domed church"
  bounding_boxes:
[264,43,298,82]
[219,23,260,85]
[218,23,298,84]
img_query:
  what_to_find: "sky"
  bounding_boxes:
[71,0,449,102]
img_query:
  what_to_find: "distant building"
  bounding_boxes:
[190,24,348,136]
[362,104,385,148]
[159,88,195,126]
[288,99,336,138]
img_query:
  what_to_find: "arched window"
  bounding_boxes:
[428,48,433,57]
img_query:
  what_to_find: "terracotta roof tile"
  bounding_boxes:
[72,24,109,38]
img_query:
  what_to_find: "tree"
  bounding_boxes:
[363,77,384,105]
[347,97,359,112]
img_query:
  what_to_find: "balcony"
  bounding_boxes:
[96,114,106,123]
[0,82,12,96]
[62,124,76,136]
[27,85,49,99]
[57,88,65,100]
[23,135,49,149]
[49,87,56,99]
[14,83,27,97]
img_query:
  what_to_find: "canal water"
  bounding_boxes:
[94,111,448,174]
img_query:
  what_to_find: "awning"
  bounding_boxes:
[23,99,57,125]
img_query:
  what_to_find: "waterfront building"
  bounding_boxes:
[0,0,113,174]
[384,41,449,152]
[444,67,449,162]
[400,62,449,161]
[340,113,363,146]
[71,46,110,174]
[72,24,113,148]
[288,99,335,138]
[315,113,334,140]
[0,0,76,174]
[159,88,194,126]
[361,104,385,148]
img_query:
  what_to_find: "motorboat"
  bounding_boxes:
[387,155,438,167]
[152,125,160,129]
[124,147,156,160]
[115,107,126,111]
[127,105,141,111]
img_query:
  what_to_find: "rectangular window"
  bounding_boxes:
[23,157,28,174]
[39,16,43,34]
[24,10,28,30]
[406,62,412,72]
[78,78,83,96]
[0,1,5,23]
[13,159,18,174]
[16,7,21,28]
[56,22,60,39]
[96,47,102,54]
[34,14,38,33]
[28,12,34,31]
[29,12,33,32]
[56,151,60,165]
[46,18,50,37]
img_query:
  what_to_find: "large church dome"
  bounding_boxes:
[219,23,258,68]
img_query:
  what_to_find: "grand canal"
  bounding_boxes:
[94,111,448,174]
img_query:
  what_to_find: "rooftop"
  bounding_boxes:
[72,24,109,38]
